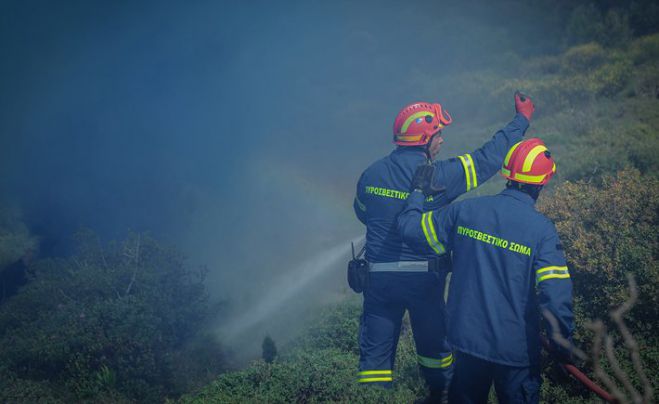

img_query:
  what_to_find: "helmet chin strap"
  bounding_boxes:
[424,143,432,163]
[424,133,436,163]
[507,181,543,201]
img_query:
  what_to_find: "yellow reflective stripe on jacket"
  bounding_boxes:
[458,154,477,191]
[421,211,445,254]
[536,266,570,284]
[417,353,454,368]
[457,155,471,191]
[538,273,570,283]
[358,369,393,383]
[465,154,477,188]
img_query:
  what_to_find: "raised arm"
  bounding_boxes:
[430,93,534,205]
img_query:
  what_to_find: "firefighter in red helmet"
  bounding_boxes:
[398,138,574,403]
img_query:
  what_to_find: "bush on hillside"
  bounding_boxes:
[0,204,36,271]
[0,231,226,403]
[628,33,659,66]
[294,299,361,355]
[184,348,418,404]
[562,43,607,71]
[187,299,429,403]
[496,49,633,112]
[565,4,633,47]
[538,169,658,398]
[539,169,658,334]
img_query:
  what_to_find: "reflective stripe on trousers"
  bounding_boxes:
[358,369,393,383]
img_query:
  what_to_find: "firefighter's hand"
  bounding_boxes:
[412,164,445,196]
[515,91,534,121]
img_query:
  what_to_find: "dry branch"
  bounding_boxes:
[589,320,627,403]
[544,274,654,403]
[609,274,653,403]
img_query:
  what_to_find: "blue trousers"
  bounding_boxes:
[449,351,540,403]
[358,271,453,392]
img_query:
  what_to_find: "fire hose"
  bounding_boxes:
[540,335,616,403]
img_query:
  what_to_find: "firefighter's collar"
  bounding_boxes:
[393,146,426,156]
[500,188,536,205]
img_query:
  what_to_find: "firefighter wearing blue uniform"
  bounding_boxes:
[397,137,574,403]
[353,93,534,400]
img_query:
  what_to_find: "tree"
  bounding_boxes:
[262,335,277,364]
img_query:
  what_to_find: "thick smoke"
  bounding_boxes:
[0,0,567,357]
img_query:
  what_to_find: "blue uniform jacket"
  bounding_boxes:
[354,113,529,263]
[398,188,574,366]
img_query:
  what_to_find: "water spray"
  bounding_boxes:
[221,235,365,343]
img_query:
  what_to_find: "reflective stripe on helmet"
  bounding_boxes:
[504,141,523,167]
[501,138,556,185]
[393,101,451,146]
[400,111,435,134]
[512,172,548,184]
[394,134,424,143]
[522,145,548,172]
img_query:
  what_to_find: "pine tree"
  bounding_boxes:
[262,335,277,363]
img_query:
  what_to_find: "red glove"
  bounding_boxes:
[515,91,534,121]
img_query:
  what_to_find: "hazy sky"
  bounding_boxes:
[0,0,568,353]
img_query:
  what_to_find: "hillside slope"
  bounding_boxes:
[187,34,659,403]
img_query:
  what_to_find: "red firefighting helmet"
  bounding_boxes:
[501,138,556,185]
[393,102,452,146]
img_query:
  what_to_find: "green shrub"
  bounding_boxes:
[0,231,225,403]
[294,299,362,355]
[565,5,633,47]
[187,298,431,403]
[562,43,607,71]
[0,204,36,270]
[601,9,634,47]
[591,60,634,96]
[539,169,658,331]
[184,348,419,404]
[532,95,659,181]
[262,335,277,363]
[631,63,659,98]
[628,33,659,65]
[538,169,658,399]
[565,4,606,46]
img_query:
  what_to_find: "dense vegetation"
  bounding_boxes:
[0,1,657,403]
[0,231,226,403]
